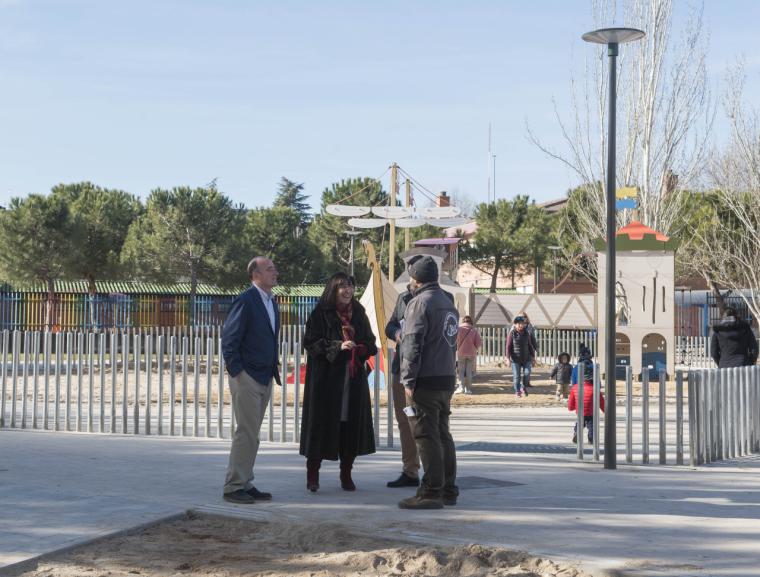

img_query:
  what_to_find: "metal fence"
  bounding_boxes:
[571,365,688,465]
[0,292,320,332]
[687,366,760,466]
[0,328,392,447]
[476,327,713,369]
[477,327,599,365]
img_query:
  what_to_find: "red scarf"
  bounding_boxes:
[336,302,366,377]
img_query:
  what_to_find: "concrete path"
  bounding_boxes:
[1,406,759,577]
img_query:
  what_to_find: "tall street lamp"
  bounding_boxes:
[582,27,645,470]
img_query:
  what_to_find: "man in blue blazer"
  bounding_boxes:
[222,256,281,504]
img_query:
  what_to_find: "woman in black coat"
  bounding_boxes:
[299,272,377,493]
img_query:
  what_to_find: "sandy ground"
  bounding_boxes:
[10,512,591,577]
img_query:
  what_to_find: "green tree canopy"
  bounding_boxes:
[460,196,554,292]
[273,177,312,231]
[0,193,80,327]
[51,182,143,297]
[121,184,245,321]
[241,206,325,284]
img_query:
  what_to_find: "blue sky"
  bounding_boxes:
[1,0,759,212]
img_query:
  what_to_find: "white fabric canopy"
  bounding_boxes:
[371,206,415,218]
[419,206,461,218]
[425,217,470,228]
[394,218,427,228]
[325,205,372,217]
[347,217,388,229]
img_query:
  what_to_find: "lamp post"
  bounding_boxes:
[582,27,645,470]
[344,228,362,277]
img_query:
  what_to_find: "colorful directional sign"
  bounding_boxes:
[616,186,637,199]
[616,198,637,209]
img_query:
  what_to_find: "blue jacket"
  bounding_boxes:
[222,285,280,384]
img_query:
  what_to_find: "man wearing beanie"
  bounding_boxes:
[398,255,459,510]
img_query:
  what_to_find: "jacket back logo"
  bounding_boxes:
[443,312,458,348]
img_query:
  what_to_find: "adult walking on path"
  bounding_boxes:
[506,316,536,398]
[221,256,281,504]
[710,307,758,368]
[456,315,482,395]
[300,272,377,493]
[384,280,421,489]
[398,256,459,510]
[518,312,538,387]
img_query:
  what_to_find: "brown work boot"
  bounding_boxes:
[398,495,444,509]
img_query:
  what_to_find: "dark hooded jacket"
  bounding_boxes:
[710,316,758,368]
[299,300,378,460]
[550,353,573,384]
[400,282,459,391]
[571,346,595,385]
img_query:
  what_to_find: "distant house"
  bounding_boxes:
[443,197,572,292]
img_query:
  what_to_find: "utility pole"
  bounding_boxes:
[404,178,412,251]
[487,123,492,203]
[492,153,497,200]
[389,163,398,283]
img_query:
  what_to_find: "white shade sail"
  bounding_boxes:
[419,206,461,218]
[371,206,415,218]
[394,218,427,228]
[425,217,470,228]
[325,205,372,217]
[347,217,388,229]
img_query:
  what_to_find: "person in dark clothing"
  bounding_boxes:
[299,272,378,493]
[384,281,421,488]
[506,316,536,397]
[571,344,595,386]
[518,312,538,387]
[550,352,572,401]
[398,256,459,510]
[710,307,758,368]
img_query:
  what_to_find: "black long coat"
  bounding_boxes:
[299,300,378,460]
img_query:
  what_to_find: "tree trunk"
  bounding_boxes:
[489,255,501,293]
[706,274,727,315]
[45,277,55,331]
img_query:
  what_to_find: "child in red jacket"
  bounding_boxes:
[568,346,605,443]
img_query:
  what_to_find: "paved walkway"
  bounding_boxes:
[1,406,759,577]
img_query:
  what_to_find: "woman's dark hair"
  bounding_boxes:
[319,272,356,308]
[462,315,473,324]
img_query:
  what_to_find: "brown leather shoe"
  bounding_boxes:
[398,495,444,509]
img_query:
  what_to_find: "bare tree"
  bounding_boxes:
[528,0,713,280]
[700,64,760,322]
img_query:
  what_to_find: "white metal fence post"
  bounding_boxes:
[642,370,650,464]
[659,369,667,465]
[676,370,684,465]
[626,365,633,464]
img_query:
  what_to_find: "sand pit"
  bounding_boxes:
[10,512,590,577]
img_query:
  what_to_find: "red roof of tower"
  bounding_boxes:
[616,221,669,241]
